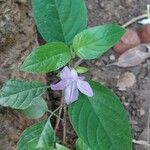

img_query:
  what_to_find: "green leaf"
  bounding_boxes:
[32,0,87,44]
[55,143,69,150]
[68,80,132,150]
[76,66,89,74]
[20,97,48,119]
[17,119,56,150]
[73,24,125,59]
[0,79,47,109]
[76,138,91,150]
[20,42,71,73]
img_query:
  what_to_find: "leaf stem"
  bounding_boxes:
[74,59,83,68]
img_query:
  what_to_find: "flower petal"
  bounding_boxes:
[64,82,79,104]
[51,80,67,90]
[60,66,72,79]
[77,80,93,97]
[78,76,85,80]
[71,69,78,80]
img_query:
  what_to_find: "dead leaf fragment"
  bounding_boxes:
[117,72,136,91]
[113,29,141,54]
[138,25,150,43]
[110,44,150,67]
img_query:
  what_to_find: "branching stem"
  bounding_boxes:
[47,108,63,121]
[55,95,64,131]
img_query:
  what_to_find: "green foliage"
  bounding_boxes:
[17,119,56,150]
[55,143,69,150]
[0,0,132,149]
[32,0,87,44]
[76,66,89,74]
[20,42,71,73]
[0,79,47,109]
[20,97,48,119]
[73,24,125,59]
[76,138,91,150]
[68,80,132,150]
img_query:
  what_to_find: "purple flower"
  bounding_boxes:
[51,66,93,104]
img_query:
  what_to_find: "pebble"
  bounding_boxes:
[109,54,116,61]
[139,108,145,116]
[88,4,93,10]
[117,72,136,91]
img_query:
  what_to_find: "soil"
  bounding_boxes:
[0,0,150,150]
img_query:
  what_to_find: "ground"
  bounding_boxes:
[0,0,149,150]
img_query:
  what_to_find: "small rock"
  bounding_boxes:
[114,29,141,54]
[138,25,150,43]
[139,108,145,116]
[88,4,93,10]
[117,72,136,91]
[109,54,116,61]
[124,102,129,106]
[138,18,150,25]
[130,120,138,125]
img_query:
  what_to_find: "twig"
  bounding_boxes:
[133,139,150,148]
[63,103,67,144]
[55,95,64,131]
[122,14,148,28]
[147,5,150,18]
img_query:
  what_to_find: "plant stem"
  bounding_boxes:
[47,109,63,121]
[55,95,64,131]
[63,103,67,144]
[74,59,83,68]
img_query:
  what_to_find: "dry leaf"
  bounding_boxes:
[110,44,150,67]
[138,25,150,43]
[113,29,141,54]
